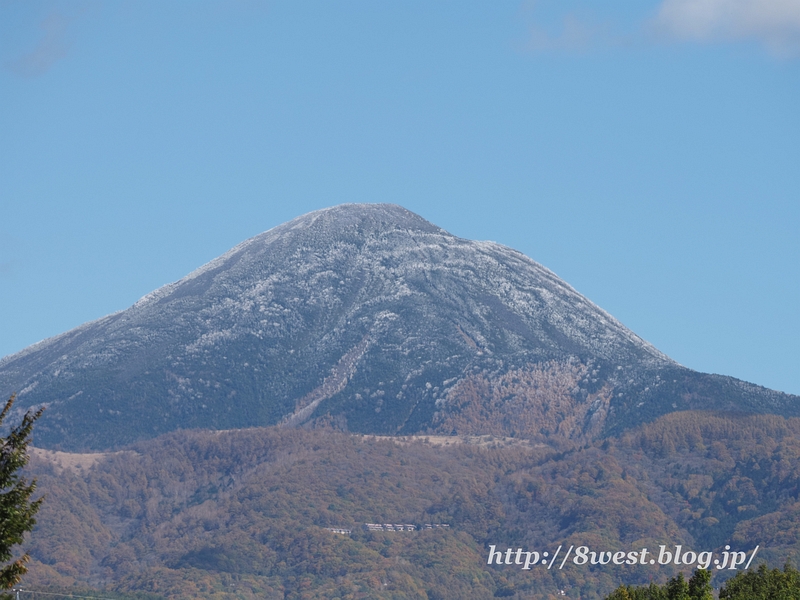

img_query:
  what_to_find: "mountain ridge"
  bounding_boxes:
[2,204,797,450]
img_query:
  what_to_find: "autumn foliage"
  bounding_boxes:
[19,410,800,599]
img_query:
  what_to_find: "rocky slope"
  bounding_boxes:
[2,204,797,450]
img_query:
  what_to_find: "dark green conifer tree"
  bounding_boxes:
[0,394,43,597]
[719,563,800,600]
[687,568,713,600]
[604,569,713,600]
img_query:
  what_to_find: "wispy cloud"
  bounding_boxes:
[6,12,71,77]
[516,1,630,53]
[526,13,625,53]
[654,0,800,57]
[520,1,800,58]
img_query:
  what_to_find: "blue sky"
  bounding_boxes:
[1,1,799,394]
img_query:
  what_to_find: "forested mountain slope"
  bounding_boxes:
[23,412,800,599]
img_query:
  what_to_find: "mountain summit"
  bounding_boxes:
[2,204,796,450]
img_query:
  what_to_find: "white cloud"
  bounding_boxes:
[519,1,632,55]
[6,12,71,78]
[529,14,605,50]
[655,0,800,56]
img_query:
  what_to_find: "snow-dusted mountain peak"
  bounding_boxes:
[279,203,444,233]
[1,204,796,450]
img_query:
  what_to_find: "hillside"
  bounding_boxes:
[22,412,800,599]
[2,204,797,450]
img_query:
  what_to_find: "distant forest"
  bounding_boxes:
[21,411,800,599]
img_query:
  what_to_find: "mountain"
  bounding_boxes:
[1,204,797,450]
